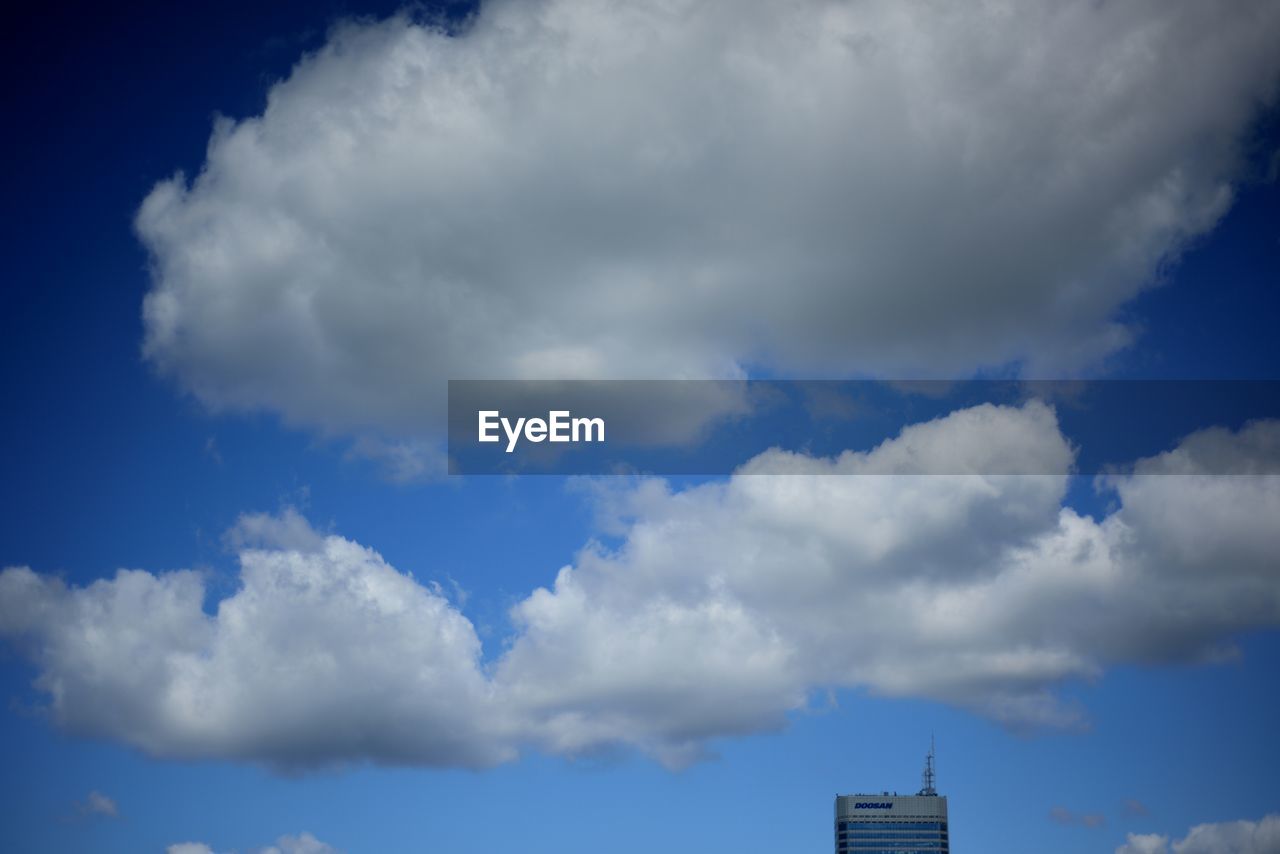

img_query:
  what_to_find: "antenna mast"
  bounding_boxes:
[919,736,937,796]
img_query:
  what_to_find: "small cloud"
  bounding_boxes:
[225,506,326,553]
[1123,798,1150,817]
[443,576,470,609]
[258,832,342,854]
[167,844,215,854]
[74,790,118,819]
[1049,806,1104,828]
[203,436,223,466]
[347,436,446,483]
[1050,806,1075,825]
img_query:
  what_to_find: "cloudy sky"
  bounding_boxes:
[2,0,1279,851]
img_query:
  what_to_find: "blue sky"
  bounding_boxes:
[2,2,1280,852]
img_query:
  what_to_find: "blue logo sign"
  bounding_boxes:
[854,802,894,809]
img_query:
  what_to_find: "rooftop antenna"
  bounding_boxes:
[919,735,937,796]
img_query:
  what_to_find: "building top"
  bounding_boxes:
[834,794,948,821]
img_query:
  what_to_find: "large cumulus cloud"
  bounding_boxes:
[2,405,1279,767]
[0,509,508,768]
[137,0,1280,442]
[496,404,1280,757]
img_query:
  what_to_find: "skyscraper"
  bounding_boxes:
[833,743,949,854]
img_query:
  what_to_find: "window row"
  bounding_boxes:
[837,821,946,831]
[836,846,949,854]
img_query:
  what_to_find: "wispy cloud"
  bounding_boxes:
[166,832,340,854]
[1124,799,1151,817]
[73,790,118,819]
[1050,806,1105,827]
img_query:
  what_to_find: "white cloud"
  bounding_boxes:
[136,0,1280,444]
[258,832,342,854]
[223,506,326,552]
[3,405,1280,767]
[495,406,1280,755]
[1173,814,1280,854]
[76,790,118,818]
[0,515,507,770]
[1118,834,1170,854]
[1117,814,1280,854]
[166,833,340,854]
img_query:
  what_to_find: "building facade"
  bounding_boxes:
[833,793,949,854]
